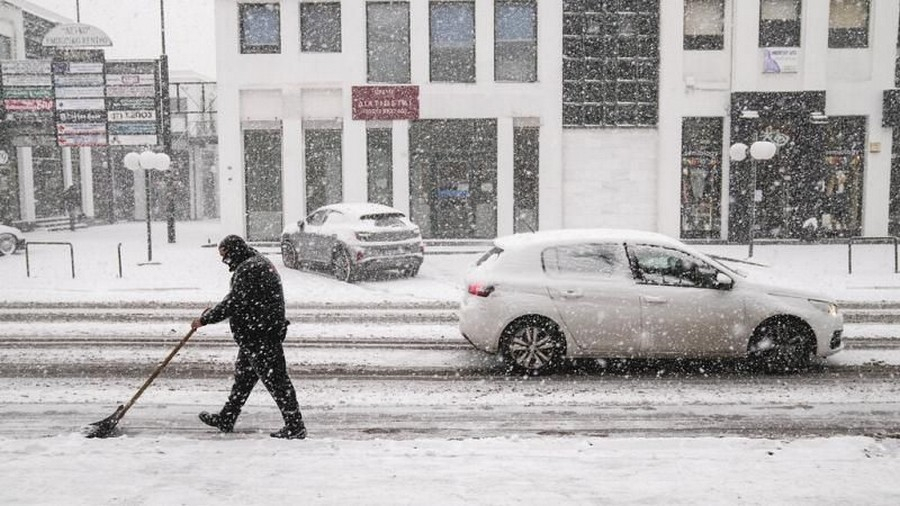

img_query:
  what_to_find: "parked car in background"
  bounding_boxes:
[281,203,424,282]
[459,229,843,375]
[0,224,26,256]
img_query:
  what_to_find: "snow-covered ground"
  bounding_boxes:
[2,220,900,504]
[3,219,900,305]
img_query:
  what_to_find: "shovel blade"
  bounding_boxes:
[84,405,124,439]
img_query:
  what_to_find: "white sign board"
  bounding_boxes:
[55,86,105,98]
[2,74,52,86]
[109,134,159,146]
[1,60,51,74]
[42,23,112,47]
[106,85,156,98]
[106,74,156,86]
[56,98,106,110]
[108,110,157,122]
[762,48,800,74]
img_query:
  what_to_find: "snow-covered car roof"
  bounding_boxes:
[318,202,407,218]
[494,228,684,251]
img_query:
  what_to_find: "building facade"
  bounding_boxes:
[214,0,900,243]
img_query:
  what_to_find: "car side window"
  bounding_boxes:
[542,243,630,279]
[306,210,327,226]
[627,244,719,289]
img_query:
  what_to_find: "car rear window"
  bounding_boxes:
[359,213,405,227]
[476,246,503,266]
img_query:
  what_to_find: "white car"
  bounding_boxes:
[281,203,424,282]
[459,229,843,375]
[0,224,26,256]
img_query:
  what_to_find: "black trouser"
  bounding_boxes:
[220,339,302,426]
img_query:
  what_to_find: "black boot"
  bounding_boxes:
[270,412,306,440]
[199,411,235,433]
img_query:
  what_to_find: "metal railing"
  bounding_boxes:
[847,236,899,274]
[25,242,75,279]
[747,237,801,258]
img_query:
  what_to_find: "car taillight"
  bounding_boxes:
[467,283,494,297]
[357,250,365,261]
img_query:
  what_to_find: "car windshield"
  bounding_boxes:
[359,213,405,227]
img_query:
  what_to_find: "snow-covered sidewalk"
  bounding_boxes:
[3,220,900,306]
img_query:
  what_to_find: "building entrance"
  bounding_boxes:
[410,119,497,239]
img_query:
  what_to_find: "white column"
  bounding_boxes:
[282,117,304,223]
[409,0,429,83]
[497,118,514,236]
[475,0,494,84]
[343,118,368,203]
[78,147,94,218]
[218,87,244,235]
[393,120,410,215]
[656,0,683,237]
[61,147,73,188]
[17,147,35,222]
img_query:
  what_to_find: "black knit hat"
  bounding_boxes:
[218,234,254,271]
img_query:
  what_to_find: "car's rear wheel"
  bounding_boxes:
[500,316,565,375]
[747,317,815,373]
[0,233,17,256]
[401,262,420,278]
[281,241,298,269]
[332,247,356,283]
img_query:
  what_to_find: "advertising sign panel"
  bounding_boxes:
[58,134,108,146]
[108,109,157,122]
[109,134,158,146]
[351,86,420,121]
[2,74,52,86]
[56,98,105,110]
[4,99,54,111]
[57,123,107,134]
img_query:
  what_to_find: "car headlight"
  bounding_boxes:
[809,299,838,317]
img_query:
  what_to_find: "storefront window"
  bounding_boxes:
[514,125,539,233]
[367,127,393,206]
[680,117,722,239]
[240,3,281,54]
[243,127,283,240]
[759,0,801,48]
[817,117,865,238]
[305,126,343,215]
[367,2,410,83]
[684,0,724,51]
[890,129,900,236]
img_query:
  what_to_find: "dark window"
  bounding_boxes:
[542,243,629,278]
[562,0,660,127]
[240,3,281,54]
[828,0,869,49]
[300,2,341,53]
[495,0,537,82]
[367,128,393,206]
[0,34,14,60]
[681,117,723,239]
[759,0,801,48]
[684,0,724,50]
[368,2,411,83]
[430,1,476,83]
[305,127,343,215]
[243,128,283,240]
[513,125,539,233]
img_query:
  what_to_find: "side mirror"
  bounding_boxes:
[297,220,305,231]
[716,272,734,290]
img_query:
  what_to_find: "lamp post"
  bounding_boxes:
[730,140,777,257]
[124,150,171,263]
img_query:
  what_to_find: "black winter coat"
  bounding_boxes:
[201,250,288,348]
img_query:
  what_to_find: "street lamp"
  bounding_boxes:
[730,140,777,257]
[124,150,171,263]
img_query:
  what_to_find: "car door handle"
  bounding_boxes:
[642,295,668,305]
[559,289,583,299]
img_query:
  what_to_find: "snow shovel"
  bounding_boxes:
[85,327,197,438]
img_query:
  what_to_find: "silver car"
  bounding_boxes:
[459,229,843,375]
[281,203,424,282]
[0,224,26,256]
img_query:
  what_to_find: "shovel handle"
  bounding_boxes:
[118,327,197,418]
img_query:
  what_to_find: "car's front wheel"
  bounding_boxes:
[332,247,356,283]
[401,262,420,278]
[0,233,17,256]
[500,316,565,375]
[747,317,815,373]
[281,240,298,269]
